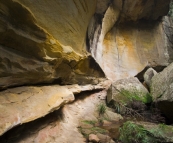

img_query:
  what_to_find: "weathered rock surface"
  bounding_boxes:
[0,85,74,136]
[144,68,157,87]
[89,0,173,81]
[0,0,172,87]
[0,0,105,89]
[0,89,115,143]
[0,0,173,142]
[107,77,151,106]
[0,80,110,136]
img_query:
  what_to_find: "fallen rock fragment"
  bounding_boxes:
[144,68,157,87]
[89,134,100,143]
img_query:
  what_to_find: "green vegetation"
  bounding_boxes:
[78,127,89,138]
[118,89,152,105]
[97,103,107,116]
[78,126,108,138]
[119,121,164,143]
[91,127,108,134]
[119,121,173,143]
[149,124,173,142]
[78,119,108,138]
[82,120,97,126]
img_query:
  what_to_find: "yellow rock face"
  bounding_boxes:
[14,0,97,54]
[0,0,105,89]
[101,21,171,81]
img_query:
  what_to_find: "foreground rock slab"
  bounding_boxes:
[0,85,122,143]
[0,80,109,136]
[0,85,74,136]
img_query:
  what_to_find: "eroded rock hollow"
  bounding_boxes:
[0,0,173,142]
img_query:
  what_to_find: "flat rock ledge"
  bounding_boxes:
[0,80,110,136]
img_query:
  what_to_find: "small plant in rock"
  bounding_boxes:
[97,103,107,116]
[82,120,97,126]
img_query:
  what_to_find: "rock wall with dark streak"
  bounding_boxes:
[88,0,173,81]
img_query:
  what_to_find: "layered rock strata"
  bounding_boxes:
[0,80,110,136]
[0,0,172,142]
[0,0,105,89]
[0,88,119,143]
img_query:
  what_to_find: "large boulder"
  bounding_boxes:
[107,77,151,106]
[151,62,173,101]
[150,62,173,122]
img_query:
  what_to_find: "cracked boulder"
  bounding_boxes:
[150,62,173,122]
[107,77,152,107]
